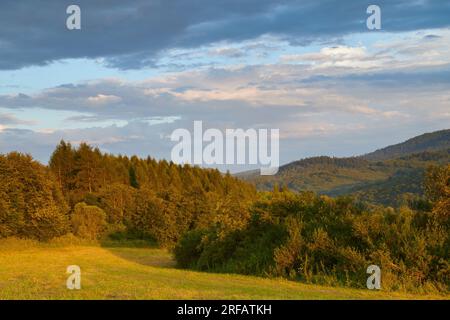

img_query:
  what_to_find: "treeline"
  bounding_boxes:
[363,129,450,161]
[0,141,255,244]
[175,165,449,292]
[282,156,370,170]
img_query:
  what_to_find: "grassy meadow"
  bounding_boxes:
[0,239,447,300]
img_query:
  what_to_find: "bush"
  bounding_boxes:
[174,188,450,293]
[175,214,287,275]
[22,205,69,241]
[174,229,206,268]
[71,202,107,240]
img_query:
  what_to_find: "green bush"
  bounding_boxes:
[174,229,206,268]
[174,185,449,293]
[71,202,107,240]
[175,214,287,275]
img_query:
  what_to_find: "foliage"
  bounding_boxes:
[0,152,69,240]
[71,202,107,240]
[243,149,450,207]
[175,169,450,292]
[1,140,448,294]
[46,140,256,246]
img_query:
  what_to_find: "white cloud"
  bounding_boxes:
[87,94,122,106]
[280,29,450,74]
[281,46,385,70]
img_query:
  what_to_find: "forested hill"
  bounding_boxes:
[362,129,450,161]
[0,141,255,243]
[239,129,450,206]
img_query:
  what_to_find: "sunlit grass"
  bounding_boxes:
[0,239,446,300]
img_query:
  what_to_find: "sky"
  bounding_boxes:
[0,0,449,172]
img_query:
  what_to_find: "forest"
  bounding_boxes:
[0,140,448,293]
[242,130,450,207]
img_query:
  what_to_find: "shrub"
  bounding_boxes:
[174,188,449,293]
[174,229,206,268]
[23,205,69,241]
[131,187,176,246]
[175,214,287,275]
[71,202,107,240]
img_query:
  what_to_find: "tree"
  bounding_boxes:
[425,165,450,219]
[73,143,103,194]
[0,192,16,238]
[49,140,76,193]
[128,166,139,188]
[131,187,174,245]
[71,202,107,240]
[425,165,449,202]
[25,205,69,241]
[97,183,137,224]
[0,152,69,240]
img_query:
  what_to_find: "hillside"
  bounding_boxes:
[240,129,450,206]
[362,129,450,161]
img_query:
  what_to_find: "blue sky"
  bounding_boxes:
[0,0,449,171]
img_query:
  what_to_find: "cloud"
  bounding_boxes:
[0,64,403,125]
[281,46,388,70]
[0,113,36,131]
[1,0,450,70]
[1,58,448,164]
[2,29,450,132]
[87,94,122,106]
[208,47,245,58]
[1,107,446,171]
[281,29,450,74]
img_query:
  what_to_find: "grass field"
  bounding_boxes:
[0,239,447,300]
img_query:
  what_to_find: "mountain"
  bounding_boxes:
[239,129,450,206]
[362,129,450,161]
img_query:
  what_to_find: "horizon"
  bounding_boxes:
[1,1,450,173]
[3,127,446,175]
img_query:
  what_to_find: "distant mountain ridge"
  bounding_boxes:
[362,129,450,161]
[238,129,450,206]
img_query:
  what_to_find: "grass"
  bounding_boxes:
[0,239,447,300]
